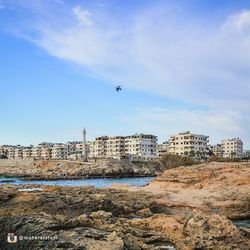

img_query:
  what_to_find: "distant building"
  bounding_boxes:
[0,130,157,161]
[221,138,243,158]
[6,145,16,159]
[157,141,169,158]
[106,136,126,159]
[89,136,108,158]
[125,134,157,160]
[22,146,33,159]
[51,144,66,159]
[88,134,157,160]
[243,150,250,159]
[32,146,42,159]
[209,144,223,158]
[0,145,8,158]
[168,131,209,160]
[41,147,51,160]
[14,146,23,159]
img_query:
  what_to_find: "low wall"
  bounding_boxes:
[0,159,34,167]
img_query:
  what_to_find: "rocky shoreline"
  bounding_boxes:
[0,162,249,249]
[0,159,163,180]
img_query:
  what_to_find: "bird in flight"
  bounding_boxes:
[116,85,122,92]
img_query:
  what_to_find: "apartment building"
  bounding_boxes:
[22,147,33,159]
[14,146,23,159]
[51,144,66,159]
[0,145,7,158]
[157,141,169,158]
[243,150,250,159]
[32,146,42,159]
[125,134,157,160]
[106,136,126,159]
[40,147,51,160]
[6,146,15,159]
[168,131,209,160]
[221,138,243,158]
[89,136,109,158]
[209,144,223,158]
[88,134,157,160]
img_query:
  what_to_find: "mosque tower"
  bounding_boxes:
[82,128,87,160]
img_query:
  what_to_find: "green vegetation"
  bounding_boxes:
[160,153,198,169]
[207,155,242,162]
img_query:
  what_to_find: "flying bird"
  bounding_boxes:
[116,85,122,92]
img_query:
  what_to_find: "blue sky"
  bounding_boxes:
[0,0,250,148]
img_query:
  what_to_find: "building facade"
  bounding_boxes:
[221,138,243,158]
[1,131,157,161]
[168,131,209,160]
[125,134,157,160]
[209,144,224,158]
[242,150,250,159]
[157,141,169,158]
[88,134,157,160]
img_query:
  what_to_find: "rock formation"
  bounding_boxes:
[0,159,164,180]
[0,162,249,249]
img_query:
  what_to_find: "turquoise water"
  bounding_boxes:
[0,176,154,188]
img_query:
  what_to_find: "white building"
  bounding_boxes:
[125,134,157,160]
[51,144,66,159]
[106,136,126,159]
[209,144,223,158]
[168,131,209,160]
[157,141,169,158]
[221,138,243,158]
[5,146,15,159]
[14,146,23,159]
[31,146,42,159]
[0,145,7,158]
[22,147,33,159]
[88,134,157,160]
[243,150,250,159]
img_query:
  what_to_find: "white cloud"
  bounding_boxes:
[72,6,93,27]
[15,3,249,111]
[225,9,250,31]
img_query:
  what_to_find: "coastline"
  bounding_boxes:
[0,173,156,181]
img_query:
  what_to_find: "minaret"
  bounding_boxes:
[82,128,87,160]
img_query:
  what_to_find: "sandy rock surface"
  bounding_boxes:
[0,159,163,179]
[0,162,249,249]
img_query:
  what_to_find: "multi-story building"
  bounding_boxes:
[243,150,250,159]
[106,136,126,159]
[14,146,23,159]
[0,130,158,161]
[0,145,7,158]
[65,142,77,158]
[88,134,157,160]
[51,144,66,159]
[89,136,109,158]
[168,131,209,160]
[125,134,157,160]
[40,147,51,160]
[6,146,15,159]
[157,141,169,158]
[31,146,42,159]
[22,146,33,159]
[209,144,224,158]
[221,138,243,158]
